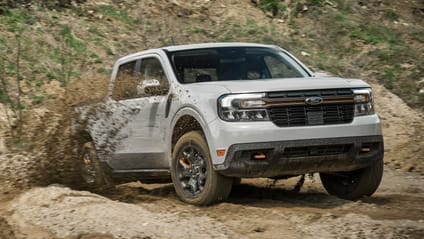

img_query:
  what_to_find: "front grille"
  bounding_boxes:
[282,144,352,158]
[269,104,354,127]
[267,89,355,127]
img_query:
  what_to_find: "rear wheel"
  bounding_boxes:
[171,131,232,205]
[79,141,113,190]
[320,159,383,200]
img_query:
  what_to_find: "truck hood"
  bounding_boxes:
[197,77,370,93]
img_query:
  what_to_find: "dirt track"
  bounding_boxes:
[0,168,422,239]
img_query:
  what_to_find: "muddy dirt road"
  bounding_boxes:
[0,168,423,239]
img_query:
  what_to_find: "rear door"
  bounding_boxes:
[106,55,171,170]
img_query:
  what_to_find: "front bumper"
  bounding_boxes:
[214,135,384,178]
[206,114,382,164]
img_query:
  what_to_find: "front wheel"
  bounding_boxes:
[171,131,232,206]
[320,159,384,200]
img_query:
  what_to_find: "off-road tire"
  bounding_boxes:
[320,159,384,200]
[79,141,113,191]
[171,131,232,206]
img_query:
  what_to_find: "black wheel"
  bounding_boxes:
[320,159,383,200]
[171,131,232,206]
[79,141,113,190]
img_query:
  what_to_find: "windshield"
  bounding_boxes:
[167,47,310,84]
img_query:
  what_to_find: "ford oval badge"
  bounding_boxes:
[305,97,323,105]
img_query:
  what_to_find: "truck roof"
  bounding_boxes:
[161,42,276,52]
[114,42,281,68]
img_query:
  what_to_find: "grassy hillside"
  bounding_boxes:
[0,0,423,124]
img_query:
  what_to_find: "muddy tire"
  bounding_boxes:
[320,159,384,200]
[79,141,113,191]
[171,131,232,206]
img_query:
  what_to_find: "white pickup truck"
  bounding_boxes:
[75,42,384,205]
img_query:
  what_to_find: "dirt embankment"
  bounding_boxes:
[372,83,424,173]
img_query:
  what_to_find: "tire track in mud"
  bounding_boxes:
[98,170,424,239]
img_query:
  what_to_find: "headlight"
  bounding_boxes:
[218,93,270,121]
[353,88,375,116]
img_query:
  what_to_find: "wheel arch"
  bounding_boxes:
[169,107,216,160]
[171,115,204,151]
[73,129,96,154]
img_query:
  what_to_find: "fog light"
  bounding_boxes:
[252,152,267,160]
[216,149,226,157]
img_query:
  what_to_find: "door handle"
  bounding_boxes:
[165,93,174,118]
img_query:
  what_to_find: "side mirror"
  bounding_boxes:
[313,72,330,77]
[137,79,161,95]
[143,79,161,88]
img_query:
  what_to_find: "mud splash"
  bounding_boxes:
[1,74,110,189]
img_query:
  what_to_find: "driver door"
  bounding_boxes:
[106,55,171,171]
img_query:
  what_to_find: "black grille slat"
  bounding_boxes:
[282,144,351,158]
[268,89,353,98]
[267,89,354,127]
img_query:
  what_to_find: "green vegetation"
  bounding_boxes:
[193,27,207,35]
[308,0,325,5]
[28,95,46,105]
[257,0,325,17]
[0,31,26,134]
[97,67,110,75]
[2,8,35,26]
[52,25,87,86]
[0,0,87,9]
[97,5,135,24]
[105,47,114,56]
[216,17,277,43]
[300,5,422,107]
[258,0,287,17]
[381,66,400,90]
[333,13,400,45]
[351,24,400,45]
[88,27,106,38]
[383,9,400,21]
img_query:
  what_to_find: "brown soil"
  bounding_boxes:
[0,169,423,239]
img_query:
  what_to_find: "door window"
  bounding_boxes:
[136,58,169,96]
[112,57,169,100]
[111,61,138,100]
